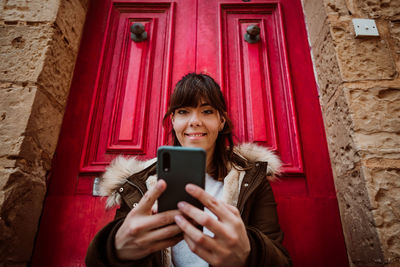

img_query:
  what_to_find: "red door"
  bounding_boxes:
[32,0,349,266]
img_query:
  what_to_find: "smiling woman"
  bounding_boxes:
[172,103,224,163]
[163,73,232,180]
[85,73,292,267]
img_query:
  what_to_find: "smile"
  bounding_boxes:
[184,133,207,137]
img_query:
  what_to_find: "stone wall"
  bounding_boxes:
[0,0,88,265]
[302,0,400,266]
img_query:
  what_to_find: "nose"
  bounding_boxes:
[189,112,202,127]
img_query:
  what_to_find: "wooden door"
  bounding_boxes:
[32,0,349,266]
[31,0,196,265]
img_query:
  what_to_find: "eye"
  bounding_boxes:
[176,109,188,115]
[203,109,214,114]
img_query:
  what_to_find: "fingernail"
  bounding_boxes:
[177,202,185,209]
[186,184,195,193]
[175,215,183,223]
[156,180,163,189]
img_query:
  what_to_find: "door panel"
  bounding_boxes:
[32,0,349,266]
[219,3,303,175]
[80,3,175,173]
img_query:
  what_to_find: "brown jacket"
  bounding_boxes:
[86,143,292,266]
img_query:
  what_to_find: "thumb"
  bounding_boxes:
[130,179,166,215]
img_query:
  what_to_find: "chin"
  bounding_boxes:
[184,142,204,148]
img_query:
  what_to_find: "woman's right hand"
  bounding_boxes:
[114,179,183,261]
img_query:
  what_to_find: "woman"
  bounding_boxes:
[86,73,291,266]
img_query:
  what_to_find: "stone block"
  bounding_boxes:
[0,169,46,262]
[343,0,360,17]
[334,166,384,266]
[55,0,86,53]
[323,0,349,17]
[356,0,400,20]
[37,25,78,107]
[390,21,400,70]
[17,88,64,176]
[303,0,328,47]
[0,0,60,22]
[15,136,48,179]
[311,23,342,104]
[329,17,397,81]
[0,83,61,183]
[364,157,400,169]
[363,166,400,263]
[28,88,63,156]
[0,83,36,157]
[390,22,400,54]
[354,132,400,154]
[79,0,90,11]
[0,24,54,82]
[362,158,400,210]
[344,87,400,133]
[321,88,360,177]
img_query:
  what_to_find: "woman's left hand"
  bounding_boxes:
[174,184,250,267]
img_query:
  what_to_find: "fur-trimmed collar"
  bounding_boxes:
[233,143,281,176]
[100,143,281,208]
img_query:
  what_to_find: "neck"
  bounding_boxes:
[206,156,212,173]
[206,148,214,174]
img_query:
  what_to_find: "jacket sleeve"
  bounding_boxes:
[85,198,162,266]
[244,177,292,267]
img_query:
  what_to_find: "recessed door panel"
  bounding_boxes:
[80,3,174,174]
[220,3,303,175]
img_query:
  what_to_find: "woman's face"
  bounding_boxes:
[172,101,225,159]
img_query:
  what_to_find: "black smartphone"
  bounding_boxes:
[157,146,206,213]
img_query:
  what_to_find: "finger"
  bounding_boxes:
[177,201,225,237]
[135,224,183,245]
[132,209,182,232]
[147,235,183,255]
[151,201,158,214]
[183,234,213,263]
[134,180,166,214]
[175,215,215,249]
[185,184,231,221]
[223,202,241,217]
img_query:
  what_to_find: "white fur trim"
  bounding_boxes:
[234,143,282,176]
[237,171,246,197]
[100,157,156,208]
[163,247,172,267]
[100,143,281,208]
[146,175,157,190]
[146,175,158,213]
[222,168,240,206]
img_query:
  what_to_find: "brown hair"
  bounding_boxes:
[163,73,248,180]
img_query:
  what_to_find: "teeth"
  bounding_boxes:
[186,133,205,137]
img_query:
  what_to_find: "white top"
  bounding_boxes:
[172,173,224,267]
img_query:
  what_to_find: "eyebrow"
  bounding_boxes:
[199,103,211,107]
[175,103,212,110]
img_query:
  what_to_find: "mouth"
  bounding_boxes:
[184,133,207,137]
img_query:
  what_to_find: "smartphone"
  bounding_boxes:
[157,146,206,213]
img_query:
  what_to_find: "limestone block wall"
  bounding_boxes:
[0,0,88,265]
[302,0,400,266]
